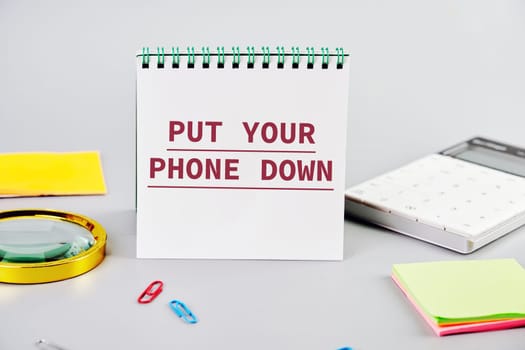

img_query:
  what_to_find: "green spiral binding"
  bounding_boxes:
[292,47,300,67]
[232,46,240,67]
[202,46,210,67]
[172,47,180,67]
[141,46,347,69]
[276,46,285,67]
[336,48,344,68]
[187,47,195,67]
[321,47,329,68]
[142,47,150,67]
[157,47,165,67]
[217,46,225,66]
[306,47,315,67]
[262,46,270,67]
[246,46,255,68]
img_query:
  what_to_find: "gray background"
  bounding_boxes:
[1,1,525,349]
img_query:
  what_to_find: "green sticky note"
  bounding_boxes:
[392,259,525,325]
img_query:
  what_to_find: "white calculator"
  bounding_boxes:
[345,137,525,253]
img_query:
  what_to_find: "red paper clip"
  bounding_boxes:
[138,280,163,304]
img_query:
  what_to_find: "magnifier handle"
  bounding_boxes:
[35,339,71,350]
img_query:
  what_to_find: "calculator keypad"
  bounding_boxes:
[346,154,525,237]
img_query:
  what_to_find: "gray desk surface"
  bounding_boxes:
[1,1,525,349]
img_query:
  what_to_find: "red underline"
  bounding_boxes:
[166,148,316,154]
[147,185,334,191]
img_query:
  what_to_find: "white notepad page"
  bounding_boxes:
[136,48,350,260]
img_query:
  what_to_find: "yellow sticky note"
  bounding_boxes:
[392,259,525,325]
[0,151,107,197]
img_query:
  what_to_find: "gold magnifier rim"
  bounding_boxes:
[0,208,106,284]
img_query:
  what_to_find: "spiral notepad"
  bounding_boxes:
[136,46,350,260]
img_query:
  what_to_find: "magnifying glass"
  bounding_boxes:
[0,209,106,284]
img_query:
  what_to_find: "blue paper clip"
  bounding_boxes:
[169,299,198,324]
